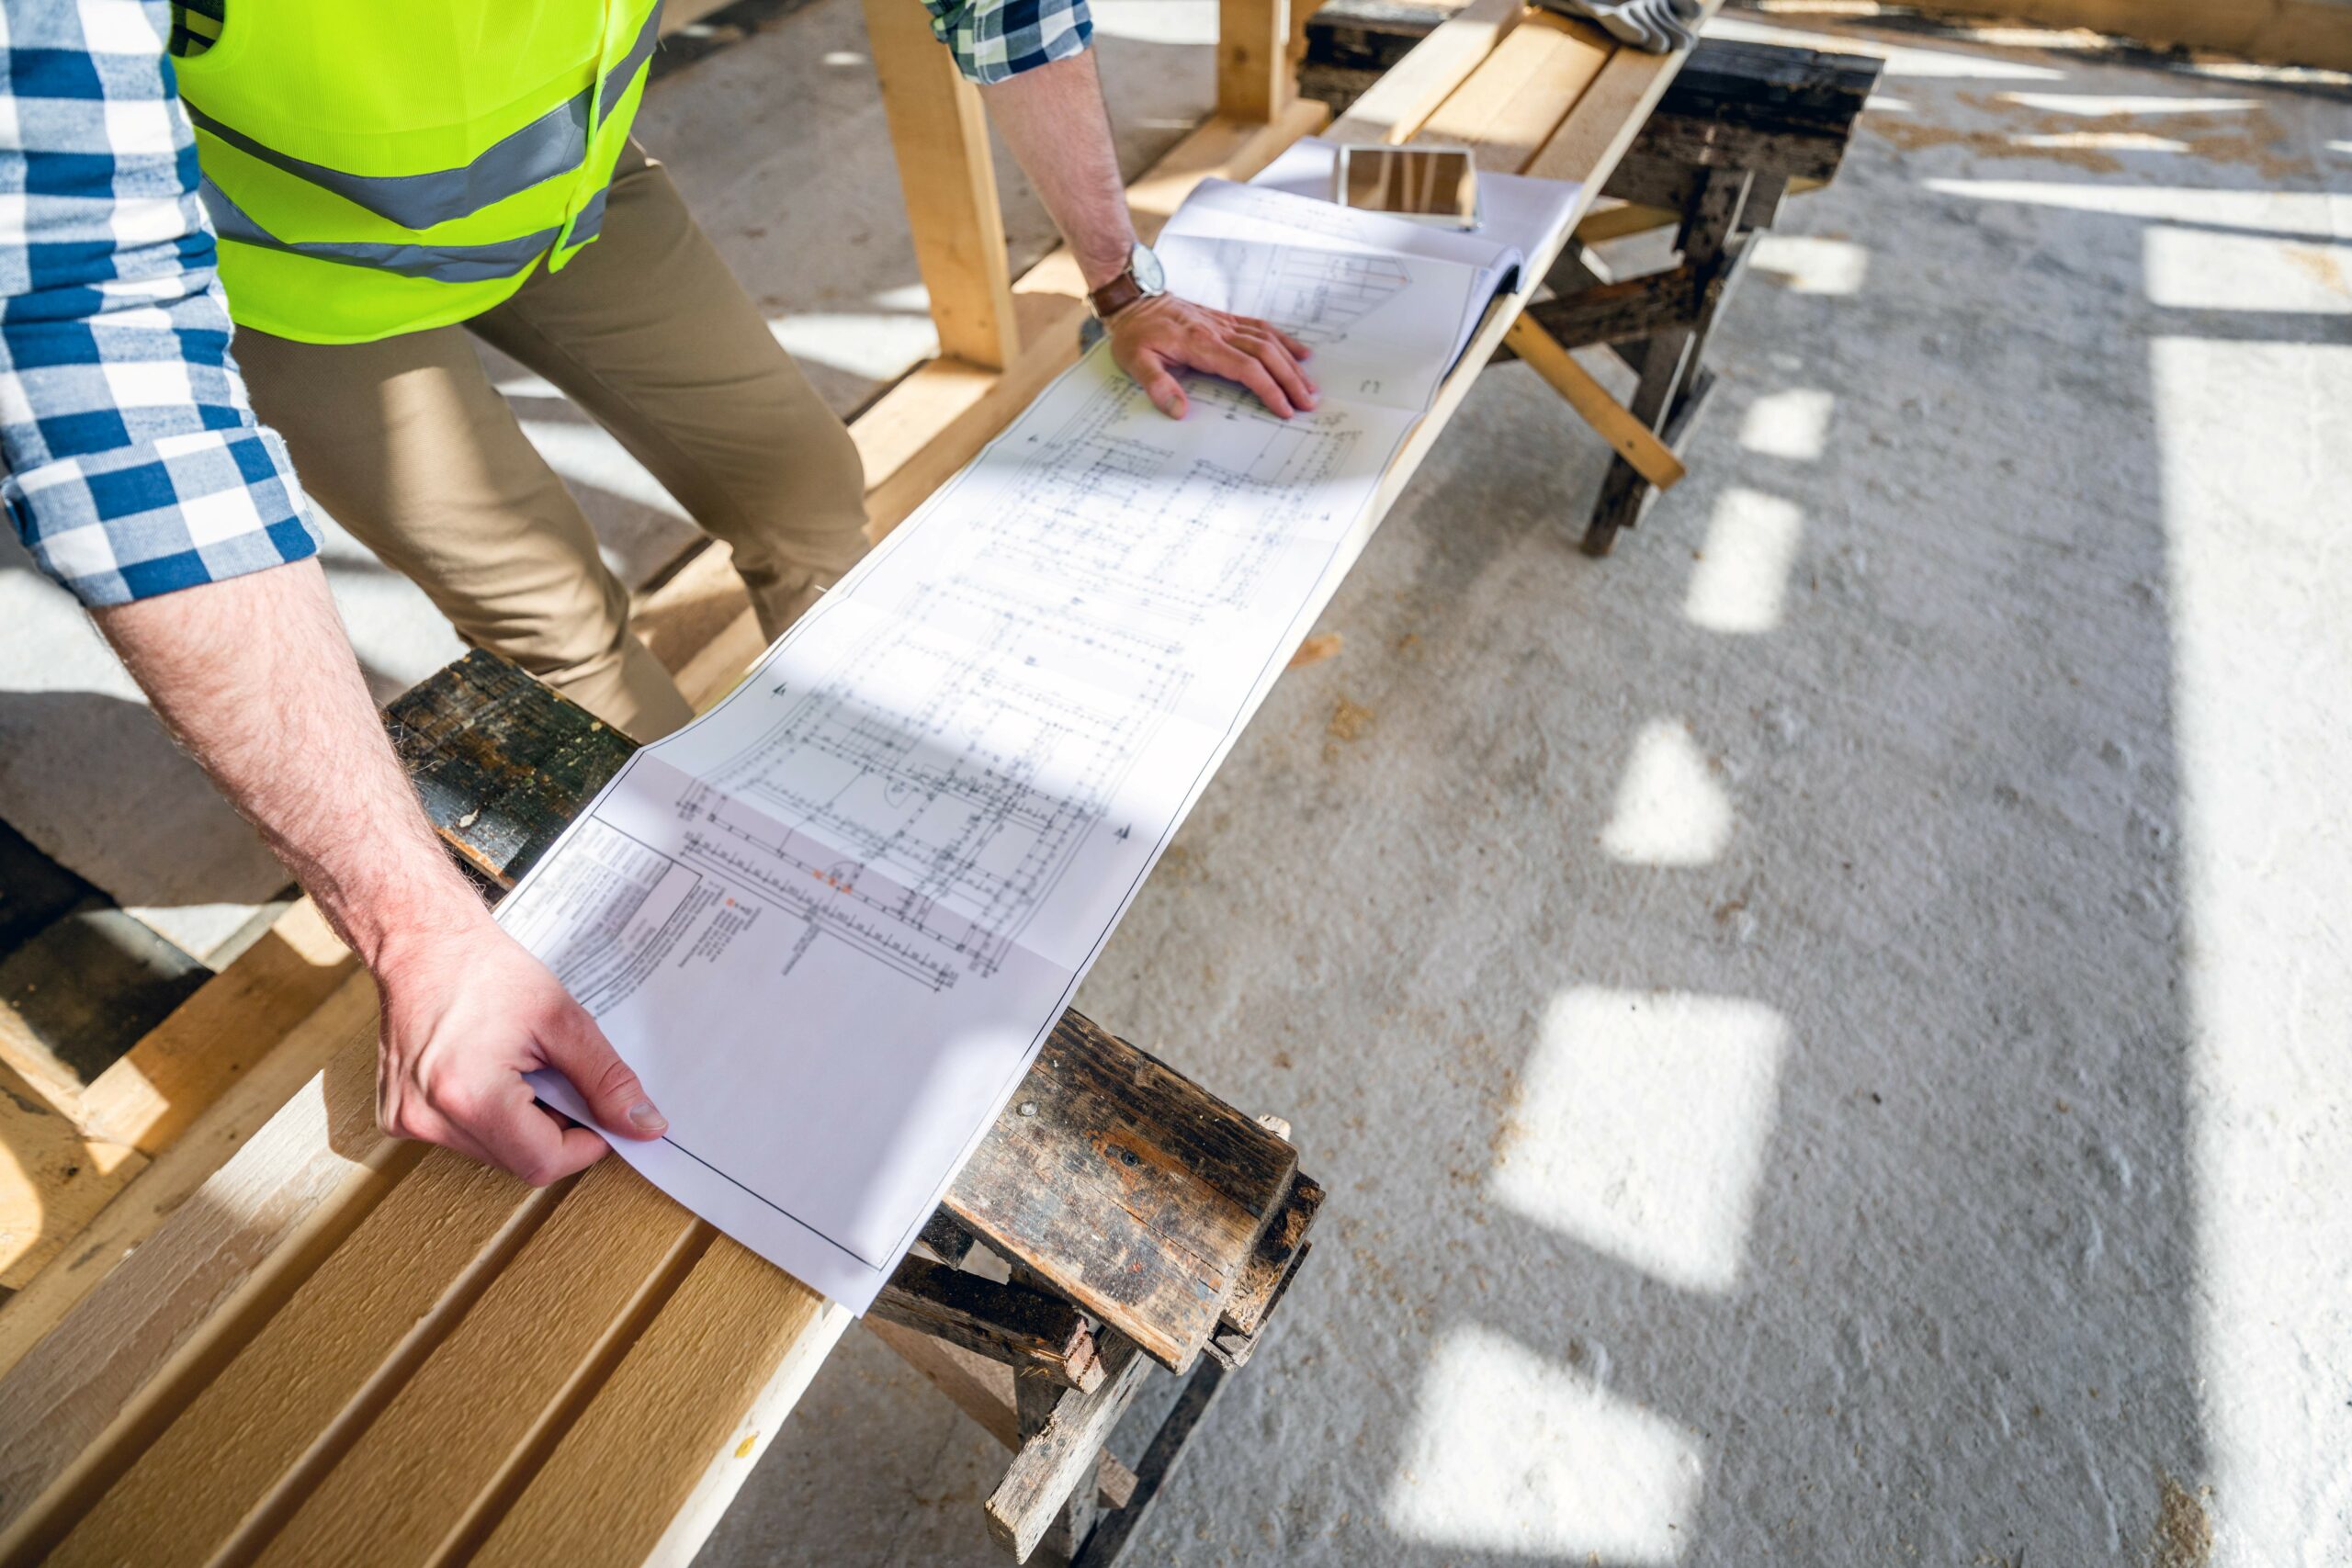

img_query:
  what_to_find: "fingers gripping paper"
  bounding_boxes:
[496,179,1568,1309]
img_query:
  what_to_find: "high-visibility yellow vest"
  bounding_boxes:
[175,0,664,344]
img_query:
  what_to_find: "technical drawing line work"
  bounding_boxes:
[491,206,1506,1314]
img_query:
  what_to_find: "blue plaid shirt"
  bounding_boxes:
[0,0,316,607]
[923,0,1092,84]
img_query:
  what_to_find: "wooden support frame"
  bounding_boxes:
[1217,0,1295,122]
[0,6,1728,1562]
[864,0,1021,370]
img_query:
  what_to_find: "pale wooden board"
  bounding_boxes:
[863,0,1021,370]
[470,1237,851,1568]
[1217,0,1295,121]
[0,1063,143,1292]
[0,979,391,1562]
[1525,8,1717,186]
[0,968,378,1381]
[53,1152,549,1568]
[77,898,352,1155]
[1415,8,1614,172]
[1326,0,1527,147]
[251,1159,702,1566]
[1504,313,1688,488]
[0,899,352,1292]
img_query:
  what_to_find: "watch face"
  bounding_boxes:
[1131,243,1166,296]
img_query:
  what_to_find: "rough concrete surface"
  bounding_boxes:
[0,1,2343,1562]
[695,10,2352,1568]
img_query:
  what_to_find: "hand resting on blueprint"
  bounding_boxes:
[1107,293,1318,421]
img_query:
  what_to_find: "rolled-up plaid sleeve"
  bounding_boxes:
[0,0,316,607]
[922,0,1092,85]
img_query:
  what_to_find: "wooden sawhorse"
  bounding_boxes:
[0,657,1318,1568]
[1515,37,1884,554]
[390,652,1326,1566]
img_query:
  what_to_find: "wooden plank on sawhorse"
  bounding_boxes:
[0,651,1322,1568]
[387,651,1308,1380]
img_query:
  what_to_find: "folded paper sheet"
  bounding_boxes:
[499,174,1577,1309]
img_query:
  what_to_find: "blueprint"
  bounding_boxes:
[497,206,1494,1310]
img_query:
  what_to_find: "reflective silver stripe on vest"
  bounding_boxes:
[597,2,663,125]
[186,95,591,232]
[200,177,557,283]
[182,1,657,231]
[569,181,611,246]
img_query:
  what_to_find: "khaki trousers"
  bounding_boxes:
[235,146,869,739]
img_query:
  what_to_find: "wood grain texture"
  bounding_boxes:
[0,986,393,1562]
[386,655,639,885]
[469,1236,850,1568]
[860,1315,1138,1516]
[1504,313,1688,488]
[75,899,355,1155]
[53,1152,550,1568]
[873,1255,1105,1390]
[0,1062,143,1292]
[1217,0,1295,121]
[1524,3,1719,186]
[1326,0,1524,146]
[864,0,1021,369]
[1414,7,1612,172]
[984,1332,1154,1561]
[943,1016,1298,1372]
[0,898,353,1293]
[252,1159,702,1568]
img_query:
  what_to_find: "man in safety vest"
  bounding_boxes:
[0,0,1311,1187]
[171,0,1317,739]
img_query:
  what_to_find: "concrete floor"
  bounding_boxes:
[1,2,2346,1562]
[694,11,2352,1568]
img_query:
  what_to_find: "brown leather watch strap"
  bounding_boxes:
[1088,268,1146,321]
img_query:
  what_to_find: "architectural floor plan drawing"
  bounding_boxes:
[495,189,1523,1310]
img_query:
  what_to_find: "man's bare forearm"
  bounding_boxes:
[91,558,485,965]
[980,52,1136,290]
[979,50,1317,421]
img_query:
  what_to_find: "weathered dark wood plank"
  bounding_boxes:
[944,1019,1298,1373]
[872,1256,1104,1390]
[382,650,639,886]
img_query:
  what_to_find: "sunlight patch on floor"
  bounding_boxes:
[1603,719,1734,866]
[768,311,942,382]
[1687,488,1804,635]
[1490,987,1788,1292]
[1922,181,2345,237]
[1738,389,1834,461]
[1089,0,1217,45]
[1385,1323,1705,1561]
[2144,228,2352,313]
[2155,334,2352,1565]
[1749,234,1870,295]
[1996,94,2260,117]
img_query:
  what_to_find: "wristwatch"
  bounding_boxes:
[1087,242,1167,321]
